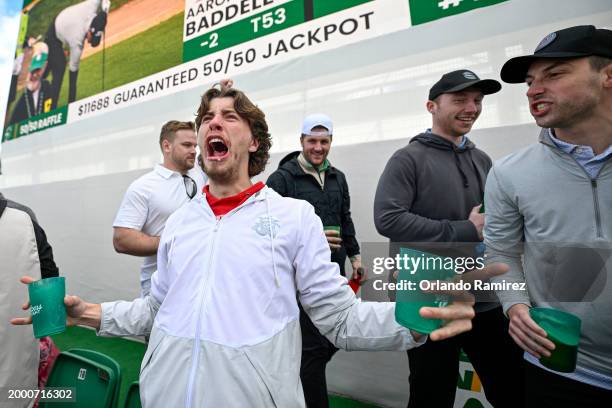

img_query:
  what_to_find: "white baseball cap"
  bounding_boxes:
[301,113,333,136]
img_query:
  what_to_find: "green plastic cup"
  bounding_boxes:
[324,225,341,234]
[324,226,341,252]
[28,276,67,338]
[529,307,581,373]
[395,247,455,334]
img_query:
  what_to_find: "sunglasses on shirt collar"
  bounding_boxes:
[183,175,197,199]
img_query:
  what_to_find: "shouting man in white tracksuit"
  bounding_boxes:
[13,84,506,407]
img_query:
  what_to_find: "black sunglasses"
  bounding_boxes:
[183,175,197,199]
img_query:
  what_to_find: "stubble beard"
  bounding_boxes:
[171,152,195,174]
[536,95,598,130]
[536,75,600,129]
[204,161,238,184]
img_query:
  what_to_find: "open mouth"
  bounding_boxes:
[531,102,551,116]
[456,116,475,124]
[308,152,325,163]
[206,137,229,161]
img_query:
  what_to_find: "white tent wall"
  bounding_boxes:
[1,0,610,406]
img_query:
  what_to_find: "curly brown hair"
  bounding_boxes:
[195,84,271,177]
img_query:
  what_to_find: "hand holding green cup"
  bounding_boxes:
[28,276,67,338]
[324,226,342,252]
[324,225,341,235]
[395,248,455,334]
[529,307,581,373]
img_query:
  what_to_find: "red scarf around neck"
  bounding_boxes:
[203,182,265,217]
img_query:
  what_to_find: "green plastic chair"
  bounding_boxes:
[40,351,117,408]
[123,381,141,408]
[68,348,122,408]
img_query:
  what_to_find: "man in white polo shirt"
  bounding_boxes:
[113,120,207,296]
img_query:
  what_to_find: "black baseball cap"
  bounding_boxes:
[89,12,107,47]
[501,25,612,83]
[428,70,501,101]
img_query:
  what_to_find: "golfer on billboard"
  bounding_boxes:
[43,0,110,107]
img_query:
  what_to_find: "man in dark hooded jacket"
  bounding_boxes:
[267,113,363,408]
[374,70,525,408]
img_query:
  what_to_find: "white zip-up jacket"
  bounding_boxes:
[99,187,424,407]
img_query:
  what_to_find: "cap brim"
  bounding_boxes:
[501,52,590,83]
[29,60,46,72]
[90,36,102,47]
[444,79,502,96]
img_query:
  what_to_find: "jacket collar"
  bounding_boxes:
[281,156,337,177]
[538,128,557,148]
[297,152,330,172]
[411,132,475,152]
[196,184,271,214]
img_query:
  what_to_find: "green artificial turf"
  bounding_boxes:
[52,326,146,406]
[51,326,381,407]
[330,395,380,408]
[55,12,184,106]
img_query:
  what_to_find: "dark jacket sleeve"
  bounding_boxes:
[266,170,288,197]
[373,150,479,243]
[9,95,28,125]
[338,171,360,257]
[32,220,59,278]
[2,198,59,278]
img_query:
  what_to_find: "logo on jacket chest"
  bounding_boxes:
[252,216,281,238]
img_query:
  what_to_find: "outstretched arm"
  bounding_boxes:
[11,276,160,337]
[11,276,102,330]
[294,203,482,350]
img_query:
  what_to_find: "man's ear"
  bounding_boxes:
[602,63,612,89]
[249,136,259,153]
[426,100,436,115]
[161,139,172,153]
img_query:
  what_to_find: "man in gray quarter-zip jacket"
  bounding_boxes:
[486,25,612,407]
[12,84,504,408]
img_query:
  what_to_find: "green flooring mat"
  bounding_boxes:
[52,326,380,407]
